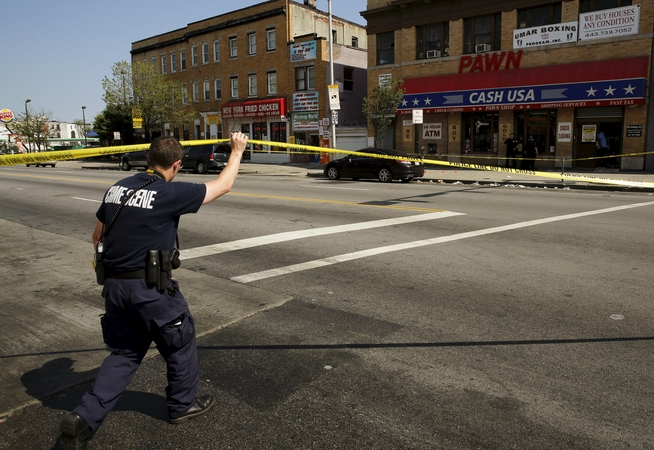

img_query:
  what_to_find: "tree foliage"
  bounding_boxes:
[362,78,405,148]
[101,60,195,143]
[8,107,55,152]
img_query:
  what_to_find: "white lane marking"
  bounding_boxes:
[296,184,371,191]
[232,201,654,283]
[180,211,464,260]
[72,197,101,203]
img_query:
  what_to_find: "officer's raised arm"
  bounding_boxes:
[202,131,248,204]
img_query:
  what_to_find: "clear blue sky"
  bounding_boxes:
[1,0,366,124]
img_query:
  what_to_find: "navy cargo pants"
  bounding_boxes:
[74,277,198,431]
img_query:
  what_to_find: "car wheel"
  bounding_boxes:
[196,161,207,174]
[121,159,131,171]
[378,167,393,183]
[326,166,340,180]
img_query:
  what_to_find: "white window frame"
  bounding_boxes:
[171,53,177,72]
[267,71,277,95]
[180,50,187,71]
[161,55,167,74]
[229,37,238,58]
[248,33,256,55]
[213,40,221,62]
[204,80,211,101]
[295,66,315,91]
[191,45,198,66]
[266,29,276,51]
[230,77,238,98]
[202,43,209,64]
[182,85,188,105]
[248,74,257,97]
[192,82,199,102]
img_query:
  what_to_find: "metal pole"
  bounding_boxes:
[24,99,31,153]
[82,106,87,147]
[328,0,336,150]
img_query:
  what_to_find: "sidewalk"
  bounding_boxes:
[58,159,654,192]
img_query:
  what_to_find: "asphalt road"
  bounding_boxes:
[0,164,653,449]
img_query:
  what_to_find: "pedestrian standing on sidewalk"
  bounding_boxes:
[523,136,538,171]
[56,132,248,450]
[504,133,518,168]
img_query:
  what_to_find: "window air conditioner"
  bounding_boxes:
[475,44,491,53]
[426,50,441,58]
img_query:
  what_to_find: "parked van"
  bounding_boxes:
[181,143,232,174]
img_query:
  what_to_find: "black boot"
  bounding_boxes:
[169,394,215,424]
[57,412,93,450]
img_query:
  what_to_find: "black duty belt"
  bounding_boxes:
[108,269,147,279]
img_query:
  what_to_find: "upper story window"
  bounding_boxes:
[267,71,277,95]
[182,85,188,105]
[417,22,449,59]
[203,80,211,101]
[248,74,257,97]
[213,41,220,62]
[352,36,359,48]
[518,3,562,28]
[180,50,187,71]
[267,29,276,51]
[230,76,239,98]
[215,79,222,100]
[161,55,167,74]
[464,13,502,54]
[344,67,354,91]
[332,30,337,44]
[248,33,256,55]
[192,82,199,102]
[202,43,209,64]
[580,0,631,13]
[171,53,177,72]
[377,32,394,65]
[230,37,238,58]
[295,66,315,91]
[191,45,198,66]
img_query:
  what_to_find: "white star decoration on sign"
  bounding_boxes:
[586,87,597,97]
[624,84,636,94]
[604,86,616,96]
[412,98,420,106]
[401,99,408,107]
[424,97,432,105]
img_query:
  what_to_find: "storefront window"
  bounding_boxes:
[516,110,557,155]
[463,112,499,153]
[270,122,287,142]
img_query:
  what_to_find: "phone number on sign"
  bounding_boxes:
[582,27,635,38]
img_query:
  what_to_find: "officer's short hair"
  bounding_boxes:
[148,137,183,168]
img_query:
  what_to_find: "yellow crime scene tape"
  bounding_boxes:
[1,138,653,189]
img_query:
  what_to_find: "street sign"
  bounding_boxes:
[331,110,339,126]
[412,109,423,124]
[329,85,341,110]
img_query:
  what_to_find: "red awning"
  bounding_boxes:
[402,56,649,94]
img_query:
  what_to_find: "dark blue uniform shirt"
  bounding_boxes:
[96,172,206,272]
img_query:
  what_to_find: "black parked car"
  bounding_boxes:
[182,143,232,174]
[324,148,424,183]
[120,150,149,171]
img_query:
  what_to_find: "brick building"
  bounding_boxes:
[363,0,653,171]
[131,0,367,163]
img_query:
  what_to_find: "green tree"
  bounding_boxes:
[9,108,55,152]
[362,78,405,148]
[102,60,195,143]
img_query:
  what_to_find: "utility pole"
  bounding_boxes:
[24,99,31,153]
[328,0,336,149]
[82,106,87,147]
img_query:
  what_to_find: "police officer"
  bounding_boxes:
[57,132,248,450]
